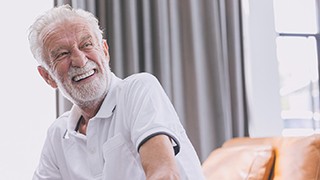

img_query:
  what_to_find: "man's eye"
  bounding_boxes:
[56,52,69,59]
[83,42,93,48]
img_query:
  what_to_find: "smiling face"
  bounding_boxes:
[39,17,111,106]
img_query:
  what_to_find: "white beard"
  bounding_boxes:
[55,60,111,107]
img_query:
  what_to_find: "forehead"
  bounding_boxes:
[41,18,94,48]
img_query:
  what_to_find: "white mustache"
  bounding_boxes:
[68,60,98,78]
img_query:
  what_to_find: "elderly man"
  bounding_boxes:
[29,5,204,180]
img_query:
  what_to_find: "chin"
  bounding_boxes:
[59,80,107,106]
[72,86,107,104]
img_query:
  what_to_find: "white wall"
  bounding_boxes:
[0,1,55,179]
[242,0,283,137]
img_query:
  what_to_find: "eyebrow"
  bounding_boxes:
[49,34,93,58]
[80,34,92,43]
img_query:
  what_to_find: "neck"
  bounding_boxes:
[76,95,106,124]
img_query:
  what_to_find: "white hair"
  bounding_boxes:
[28,4,103,68]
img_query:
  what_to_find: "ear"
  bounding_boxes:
[102,39,110,62]
[37,66,58,88]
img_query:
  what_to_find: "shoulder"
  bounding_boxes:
[125,72,159,83]
[46,111,70,137]
[122,72,161,90]
[115,73,165,113]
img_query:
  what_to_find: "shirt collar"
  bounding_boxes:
[95,73,122,119]
[67,73,122,131]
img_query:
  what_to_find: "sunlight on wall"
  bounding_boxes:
[0,1,54,179]
[242,0,283,137]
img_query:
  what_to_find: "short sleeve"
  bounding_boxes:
[122,73,184,154]
[33,133,62,180]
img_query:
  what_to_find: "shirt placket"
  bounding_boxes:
[86,118,103,178]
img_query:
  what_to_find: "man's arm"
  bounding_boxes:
[33,136,62,180]
[139,134,180,180]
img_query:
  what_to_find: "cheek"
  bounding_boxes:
[52,62,70,80]
[87,51,106,65]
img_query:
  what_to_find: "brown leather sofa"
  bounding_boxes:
[202,134,320,180]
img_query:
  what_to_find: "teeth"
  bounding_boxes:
[73,70,95,82]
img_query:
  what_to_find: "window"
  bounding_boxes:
[273,0,320,136]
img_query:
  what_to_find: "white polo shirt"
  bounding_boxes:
[33,73,205,180]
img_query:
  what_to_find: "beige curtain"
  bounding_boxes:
[55,0,248,162]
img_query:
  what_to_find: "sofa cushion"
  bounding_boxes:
[273,135,320,180]
[221,134,320,180]
[202,145,274,180]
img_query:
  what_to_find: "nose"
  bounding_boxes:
[70,48,88,67]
